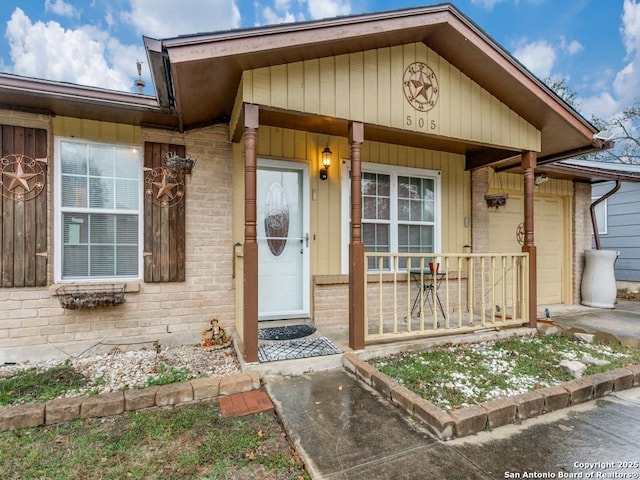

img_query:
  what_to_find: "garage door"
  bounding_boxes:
[488,195,565,304]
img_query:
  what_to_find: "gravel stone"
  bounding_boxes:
[0,345,241,398]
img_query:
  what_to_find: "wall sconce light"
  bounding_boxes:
[534,174,549,186]
[320,144,332,180]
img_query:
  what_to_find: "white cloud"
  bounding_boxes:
[579,91,620,120]
[5,8,141,92]
[470,0,505,8]
[560,37,583,55]
[513,40,556,78]
[622,0,640,56]
[121,0,241,38]
[262,6,297,24]
[307,0,351,20]
[45,0,77,18]
[614,1,640,107]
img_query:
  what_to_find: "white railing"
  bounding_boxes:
[364,253,529,343]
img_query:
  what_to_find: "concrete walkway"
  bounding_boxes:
[266,368,640,479]
[265,303,640,479]
[550,300,640,345]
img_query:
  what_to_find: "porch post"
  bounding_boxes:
[243,104,259,362]
[349,122,365,350]
[522,151,537,328]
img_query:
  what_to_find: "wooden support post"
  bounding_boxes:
[349,122,365,350]
[243,104,259,363]
[521,151,537,328]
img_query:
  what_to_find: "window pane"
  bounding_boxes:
[63,213,88,244]
[90,245,115,277]
[115,147,140,179]
[377,174,390,196]
[422,179,435,222]
[116,215,138,243]
[116,246,138,276]
[377,197,390,220]
[116,179,138,210]
[61,142,87,175]
[362,172,377,195]
[89,177,114,209]
[89,145,115,177]
[61,176,87,208]
[90,214,114,243]
[63,245,88,277]
[363,197,377,219]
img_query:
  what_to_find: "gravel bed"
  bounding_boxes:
[0,344,242,398]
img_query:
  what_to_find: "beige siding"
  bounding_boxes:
[242,43,541,152]
[52,117,143,144]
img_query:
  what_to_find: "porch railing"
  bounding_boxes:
[363,253,529,343]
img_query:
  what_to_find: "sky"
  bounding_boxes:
[0,0,638,123]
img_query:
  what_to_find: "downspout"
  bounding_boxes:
[590,180,621,250]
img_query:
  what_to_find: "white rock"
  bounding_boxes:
[581,354,610,366]
[573,333,595,344]
[559,359,587,378]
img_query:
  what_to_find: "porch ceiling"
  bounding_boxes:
[150,4,603,168]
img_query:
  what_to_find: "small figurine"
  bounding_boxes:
[201,318,232,349]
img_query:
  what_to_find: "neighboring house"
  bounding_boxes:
[590,165,640,287]
[0,4,632,364]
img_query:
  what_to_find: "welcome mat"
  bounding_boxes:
[258,324,316,341]
[258,337,342,363]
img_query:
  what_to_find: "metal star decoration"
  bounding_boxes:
[3,158,38,191]
[0,154,47,202]
[153,172,179,200]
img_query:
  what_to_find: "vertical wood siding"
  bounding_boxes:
[0,125,48,287]
[144,142,186,283]
[242,43,540,152]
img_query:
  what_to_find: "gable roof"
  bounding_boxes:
[545,159,640,183]
[146,3,605,168]
[0,72,178,129]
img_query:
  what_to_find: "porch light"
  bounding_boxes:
[320,144,332,180]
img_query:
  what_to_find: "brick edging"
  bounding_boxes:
[0,372,260,433]
[343,352,640,441]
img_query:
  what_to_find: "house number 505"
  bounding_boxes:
[406,116,436,130]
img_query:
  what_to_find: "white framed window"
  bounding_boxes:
[341,161,441,272]
[591,197,608,235]
[54,138,143,281]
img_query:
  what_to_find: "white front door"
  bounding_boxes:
[257,159,310,320]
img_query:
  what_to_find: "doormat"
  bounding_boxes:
[258,337,342,363]
[258,324,316,341]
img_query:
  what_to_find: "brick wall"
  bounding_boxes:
[0,121,235,363]
[471,167,490,254]
[573,182,592,304]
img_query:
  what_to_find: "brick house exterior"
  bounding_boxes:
[0,5,631,364]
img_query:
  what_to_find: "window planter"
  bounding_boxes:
[56,284,126,309]
[164,153,196,175]
[484,194,508,208]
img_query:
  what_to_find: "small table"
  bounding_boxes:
[409,269,446,320]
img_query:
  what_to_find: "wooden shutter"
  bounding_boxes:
[0,125,48,288]
[143,142,186,282]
